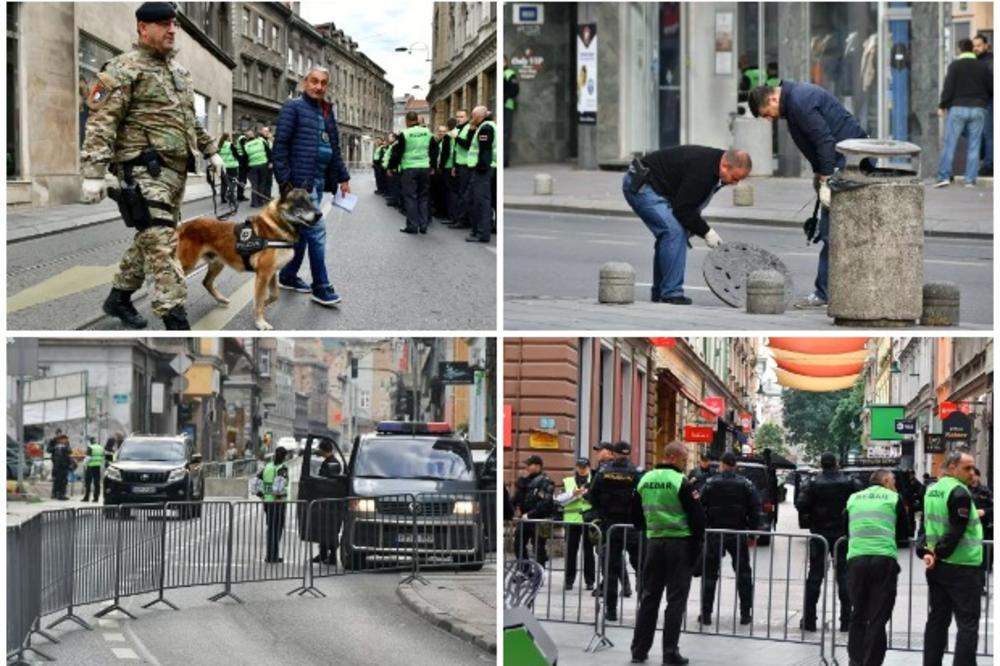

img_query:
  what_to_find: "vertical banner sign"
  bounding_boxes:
[576,24,598,124]
[503,404,513,449]
[714,11,734,75]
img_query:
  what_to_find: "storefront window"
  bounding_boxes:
[658,3,681,148]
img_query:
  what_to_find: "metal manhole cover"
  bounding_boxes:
[702,241,794,308]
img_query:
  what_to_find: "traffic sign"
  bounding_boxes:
[170,354,193,375]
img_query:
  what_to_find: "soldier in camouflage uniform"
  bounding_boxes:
[80,2,224,330]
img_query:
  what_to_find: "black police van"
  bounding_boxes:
[297,421,494,570]
[103,434,205,518]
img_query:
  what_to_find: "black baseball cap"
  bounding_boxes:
[524,454,543,466]
[614,441,631,455]
[575,457,591,467]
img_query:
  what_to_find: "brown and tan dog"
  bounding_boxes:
[176,188,322,330]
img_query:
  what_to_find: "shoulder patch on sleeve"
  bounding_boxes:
[479,132,489,141]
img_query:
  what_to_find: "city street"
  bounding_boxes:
[7,173,495,331]
[504,209,992,330]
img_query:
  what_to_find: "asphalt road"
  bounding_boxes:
[504,210,993,329]
[7,173,495,331]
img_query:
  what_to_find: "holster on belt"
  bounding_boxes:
[628,157,651,194]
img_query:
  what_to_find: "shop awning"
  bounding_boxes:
[660,369,710,412]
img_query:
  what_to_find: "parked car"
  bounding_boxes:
[6,436,33,481]
[104,434,205,518]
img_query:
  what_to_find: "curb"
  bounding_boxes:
[504,202,994,241]
[396,579,496,654]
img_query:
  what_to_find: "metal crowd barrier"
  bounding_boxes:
[7,492,497,659]
[828,536,994,664]
[201,459,260,479]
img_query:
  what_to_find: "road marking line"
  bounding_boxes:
[192,280,257,330]
[586,239,640,246]
[513,234,557,240]
[103,632,126,642]
[98,619,120,629]
[7,263,119,314]
[636,282,710,292]
[483,246,497,255]
[111,647,139,660]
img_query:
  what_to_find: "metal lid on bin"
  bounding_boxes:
[835,138,921,158]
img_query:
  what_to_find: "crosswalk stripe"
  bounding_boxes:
[8,263,118,314]
[192,280,257,330]
[111,647,139,660]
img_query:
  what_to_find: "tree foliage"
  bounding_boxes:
[782,388,849,463]
[754,421,788,457]
[827,377,865,460]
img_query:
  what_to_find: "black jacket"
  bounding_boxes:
[471,122,495,172]
[796,470,862,535]
[688,465,716,496]
[512,472,555,519]
[939,55,992,109]
[779,80,867,176]
[701,470,762,530]
[585,457,641,524]
[641,145,724,238]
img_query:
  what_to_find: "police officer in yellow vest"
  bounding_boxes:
[82,438,104,502]
[465,106,496,243]
[561,457,596,591]
[256,446,290,563]
[450,109,474,229]
[503,55,519,168]
[216,133,240,204]
[244,130,271,207]
[918,451,984,666]
[388,111,433,234]
[844,469,909,666]
[631,441,705,665]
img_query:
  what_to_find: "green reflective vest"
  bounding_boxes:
[219,142,239,169]
[637,467,690,538]
[85,443,104,468]
[466,120,496,168]
[561,475,592,524]
[504,67,518,110]
[453,124,472,167]
[742,68,763,89]
[766,76,781,87]
[846,485,899,560]
[924,476,983,566]
[261,462,287,502]
[382,143,395,169]
[244,137,269,167]
[400,126,431,170]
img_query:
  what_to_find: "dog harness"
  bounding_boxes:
[234,221,296,271]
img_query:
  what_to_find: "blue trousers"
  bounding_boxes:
[622,173,687,300]
[278,176,331,289]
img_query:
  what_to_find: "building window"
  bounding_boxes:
[578,339,593,457]
[193,91,209,130]
[621,354,633,446]
[359,390,371,409]
[256,16,264,43]
[307,56,313,76]
[599,343,614,443]
[260,350,271,377]
[288,47,294,70]
[298,53,304,76]
[242,64,250,92]
[242,8,250,36]
[272,25,279,51]
[256,67,264,95]
[216,102,226,134]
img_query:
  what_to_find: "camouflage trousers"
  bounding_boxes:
[111,166,187,317]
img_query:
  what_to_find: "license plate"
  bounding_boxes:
[132,485,157,494]
[397,534,435,545]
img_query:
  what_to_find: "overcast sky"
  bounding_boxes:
[299,2,434,99]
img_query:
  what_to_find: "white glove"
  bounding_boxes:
[704,229,723,249]
[81,174,118,204]
[819,181,832,208]
[209,153,226,175]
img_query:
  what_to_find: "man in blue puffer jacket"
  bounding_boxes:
[748,81,867,310]
[273,66,351,307]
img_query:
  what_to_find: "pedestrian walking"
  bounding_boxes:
[630,441,705,665]
[748,80,868,309]
[698,451,761,626]
[972,34,993,176]
[512,455,556,568]
[82,2,224,331]
[313,440,341,566]
[81,438,104,503]
[255,446,290,564]
[559,458,596,591]
[274,65,349,308]
[934,38,992,189]
[464,106,496,243]
[795,451,862,632]
[622,146,750,304]
[919,451,984,666]
[259,126,275,197]
[388,111,433,234]
[503,54,519,168]
[844,469,909,666]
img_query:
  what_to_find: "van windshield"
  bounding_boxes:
[353,438,474,481]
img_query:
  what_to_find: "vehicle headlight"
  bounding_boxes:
[452,500,478,515]
[349,498,376,513]
[167,467,187,483]
[105,466,122,481]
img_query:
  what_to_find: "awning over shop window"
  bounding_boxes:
[659,369,710,412]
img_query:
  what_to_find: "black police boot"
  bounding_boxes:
[663,651,689,665]
[103,288,148,329]
[161,306,191,330]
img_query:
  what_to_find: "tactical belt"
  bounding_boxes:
[234,221,296,271]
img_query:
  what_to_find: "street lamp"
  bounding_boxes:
[395,42,431,62]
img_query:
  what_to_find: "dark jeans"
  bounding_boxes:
[805,532,850,624]
[469,168,494,241]
[430,170,447,217]
[622,172,689,300]
[83,466,101,501]
[847,556,898,666]
[631,538,693,659]
[278,177,331,289]
[453,166,472,227]
[401,168,430,231]
[52,469,69,499]
[564,523,596,587]
[389,172,403,208]
[514,522,548,567]
[702,532,754,618]
[264,502,286,562]
[374,165,385,193]
[923,563,983,666]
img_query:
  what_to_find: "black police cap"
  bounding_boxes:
[614,441,631,455]
[524,454,543,466]
[136,2,176,22]
[575,457,590,467]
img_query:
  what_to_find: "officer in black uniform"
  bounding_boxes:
[795,451,862,632]
[512,455,556,567]
[699,451,762,625]
[586,441,642,621]
[314,440,342,565]
[688,452,715,497]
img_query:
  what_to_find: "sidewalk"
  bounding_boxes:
[7,178,214,243]
[397,566,497,654]
[504,164,994,239]
[6,478,92,526]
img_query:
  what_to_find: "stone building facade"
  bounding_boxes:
[428,2,498,128]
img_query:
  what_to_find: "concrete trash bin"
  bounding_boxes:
[827,138,924,327]
[598,262,635,304]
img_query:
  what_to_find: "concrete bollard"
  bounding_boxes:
[534,173,553,195]
[746,270,786,314]
[598,262,635,304]
[732,182,754,207]
[921,282,960,327]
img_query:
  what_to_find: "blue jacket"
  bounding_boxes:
[779,80,867,176]
[273,93,350,192]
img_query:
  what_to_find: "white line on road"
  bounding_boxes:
[98,619,120,629]
[103,632,126,642]
[484,245,497,255]
[513,233,558,240]
[110,647,139,660]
